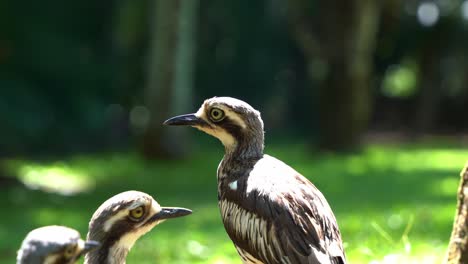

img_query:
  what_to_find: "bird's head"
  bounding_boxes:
[85,191,191,263]
[164,97,264,155]
[17,225,100,264]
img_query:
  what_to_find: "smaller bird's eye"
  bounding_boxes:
[129,206,145,220]
[64,245,75,258]
[210,108,225,121]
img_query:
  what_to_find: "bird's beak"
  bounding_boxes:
[76,240,100,259]
[163,113,208,127]
[150,207,192,221]
[82,240,100,254]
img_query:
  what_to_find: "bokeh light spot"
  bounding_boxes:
[382,64,417,98]
[387,214,404,230]
[462,0,468,20]
[417,2,440,27]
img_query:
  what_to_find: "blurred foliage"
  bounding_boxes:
[0,0,468,154]
[0,0,123,154]
[1,141,467,263]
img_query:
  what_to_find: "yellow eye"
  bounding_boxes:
[210,108,225,121]
[129,206,145,219]
[64,245,75,258]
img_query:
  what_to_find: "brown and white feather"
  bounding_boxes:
[218,154,346,264]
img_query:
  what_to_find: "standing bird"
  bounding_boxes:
[17,225,100,264]
[84,190,192,264]
[164,97,347,264]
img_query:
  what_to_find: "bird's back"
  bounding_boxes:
[218,154,346,264]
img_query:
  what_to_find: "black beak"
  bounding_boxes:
[150,207,192,221]
[76,240,100,259]
[82,240,100,254]
[163,114,208,127]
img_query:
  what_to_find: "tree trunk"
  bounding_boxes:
[141,0,198,159]
[288,0,380,151]
[444,161,468,264]
[413,27,444,135]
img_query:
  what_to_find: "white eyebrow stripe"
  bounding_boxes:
[224,110,246,129]
[128,202,145,210]
[103,210,128,232]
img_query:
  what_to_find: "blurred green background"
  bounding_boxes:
[1,0,468,263]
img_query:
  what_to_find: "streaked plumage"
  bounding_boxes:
[164,97,347,264]
[84,190,192,264]
[17,225,99,264]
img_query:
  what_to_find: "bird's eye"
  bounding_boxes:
[129,206,145,220]
[64,245,75,258]
[210,108,225,121]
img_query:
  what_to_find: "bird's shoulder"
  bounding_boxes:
[247,154,306,190]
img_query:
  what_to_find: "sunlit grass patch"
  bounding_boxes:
[0,141,467,263]
[5,161,95,195]
[343,209,448,264]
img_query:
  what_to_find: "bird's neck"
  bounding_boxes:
[85,242,129,264]
[219,138,263,185]
[224,133,264,162]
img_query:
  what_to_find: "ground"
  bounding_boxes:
[1,140,466,264]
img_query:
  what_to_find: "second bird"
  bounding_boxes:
[84,190,192,264]
[164,97,347,264]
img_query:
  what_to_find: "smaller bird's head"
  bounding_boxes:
[17,225,100,264]
[164,97,264,155]
[85,191,191,263]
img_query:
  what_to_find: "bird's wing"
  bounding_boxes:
[221,155,346,264]
[269,176,346,264]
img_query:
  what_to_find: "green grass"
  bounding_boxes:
[1,141,467,263]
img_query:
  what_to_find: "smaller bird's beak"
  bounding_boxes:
[163,114,208,127]
[82,240,100,254]
[151,207,192,221]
